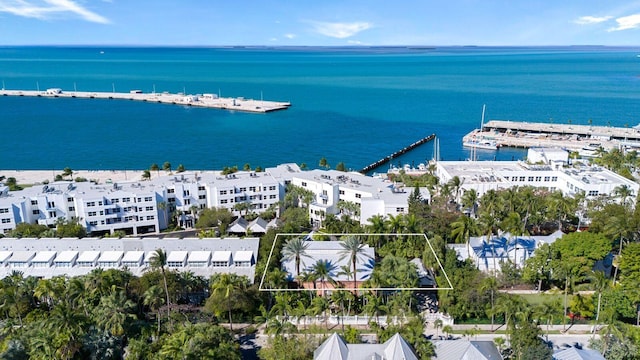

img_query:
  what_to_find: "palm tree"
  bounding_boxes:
[310,259,336,298]
[150,163,160,177]
[319,157,329,169]
[534,300,560,342]
[211,273,244,331]
[62,167,73,180]
[451,214,479,261]
[339,236,370,290]
[590,270,608,333]
[613,184,634,207]
[162,161,172,173]
[94,287,136,337]
[461,188,479,217]
[480,276,498,331]
[366,214,387,247]
[143,285,165,336]
[363,292,387,324]
[142,170,151,181]
[282,237,311,281]
[148,249,171,322]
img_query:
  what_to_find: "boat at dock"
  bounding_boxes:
[463,104,499,150]
[463,138,499,150]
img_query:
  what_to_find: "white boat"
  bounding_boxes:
[463,105,499,150]
[463,139,499,150]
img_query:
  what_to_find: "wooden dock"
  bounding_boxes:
[0,88,291,113]
[463,120,640,152]
[360,134,436,173]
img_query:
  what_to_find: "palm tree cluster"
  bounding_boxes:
[0,262,242,359]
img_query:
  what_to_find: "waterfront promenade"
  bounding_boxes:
[0,88,291,113]
[463,120,640,152]
[2,170,149,185]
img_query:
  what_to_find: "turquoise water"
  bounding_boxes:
[1,46,640,171]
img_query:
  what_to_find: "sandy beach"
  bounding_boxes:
[0,170,149,185]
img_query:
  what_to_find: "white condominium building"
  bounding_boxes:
[435,160,639,202]
[291,169,423,227]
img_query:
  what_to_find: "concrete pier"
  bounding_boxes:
[463,120,640,152]
[0,88,290,113]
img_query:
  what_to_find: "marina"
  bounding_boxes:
[463,120,640,153]
[0,88,291,113]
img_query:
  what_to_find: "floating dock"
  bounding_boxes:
[360,133,436,173]
[463,120,640,152]
[0,88,290,113]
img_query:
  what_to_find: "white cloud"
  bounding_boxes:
[307,20,372,38]
[608,13,640,31]
[284,33,296,39]
[0,0,110,23]
[573,15,612,25]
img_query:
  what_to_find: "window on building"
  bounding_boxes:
[551,176,558,181]
[269,186,276,191]
[67,197,73,202]
[220,190,227,195]
[544,176,550,181]
[48,211,56,218]
[167,189,175,194]
[147,215,155,220]
[168,198,175,203]
[397,207,405,212]
[31,200,38,205]
[301,182,307,187]
[528,176,534,181]
[511,176,518,181]
[88,211,97,216]
[33,209,40,215]
[86,202,95,207]
[98,201,103,206]
[89,221,98,226]
[221,199,228,204]
[269,195,276,199]
[588,190,599,196]
[199,195,206,199]
[1,218,11,224]
[355,194,361,199]
[145,206,154,211]
[183,190,190,196]
[99,211,104,215]
[198,186,205,191]
[249,186,256,192]
[239,187,247,192]
[144,197,153,202]
[123,197,130,202]
[535,176,542,181]
[519,176,525,181]
[68,206,75,211]
[184,199,191,205]
[0,208,8,214]
[339,190,345,195]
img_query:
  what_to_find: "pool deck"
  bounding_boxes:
[0,88,291,113]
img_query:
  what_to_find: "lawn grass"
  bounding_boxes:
[519,293,571,305]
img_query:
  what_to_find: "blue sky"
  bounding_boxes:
[1,0,640,46]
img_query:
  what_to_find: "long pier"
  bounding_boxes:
[0,88,291,113]
[463,120,640,152]
[360,134,436,173]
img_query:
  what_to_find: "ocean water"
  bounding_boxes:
[1,46,640,172]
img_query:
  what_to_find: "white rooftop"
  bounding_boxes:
[167,251,188,263]
[55,250,79,263]
[77,251,101,263]
[0,251,13,262]
[188,251,211,262]
[98,251,124,263]
[8,251,36,263]
[234,251,254,262]
[212,250,232,262]
[31,251,57,263]
[121,251,144,263]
